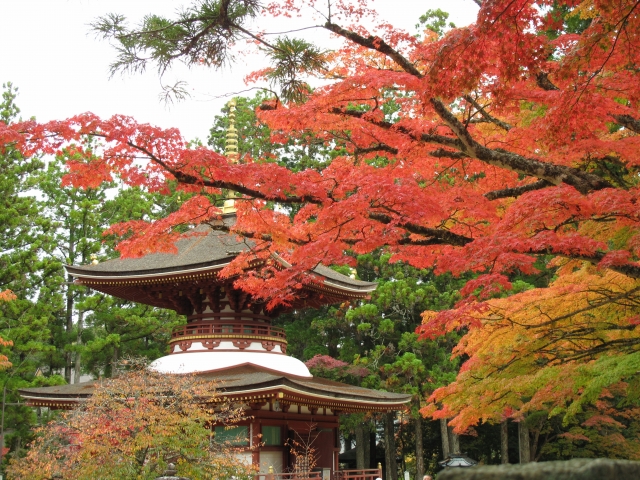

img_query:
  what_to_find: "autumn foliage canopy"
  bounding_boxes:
[2,0,640,432]
[7,359,251,480]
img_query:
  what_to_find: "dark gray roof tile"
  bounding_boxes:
[67,217,376,290]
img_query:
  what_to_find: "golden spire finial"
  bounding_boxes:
[222,98,239,214]
[224,98,239,162]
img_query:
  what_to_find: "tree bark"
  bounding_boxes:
[518,421,531,464]
[501,420,509,464]
[364,426,371,468]
[440,418,450,459]
[369,430,377,468]
[415,415,424,480]
[356,422,366,469]
[64,273,74,383]
[448,425,460,455]
[384,412,398,480]
[73,310,84,384]
[345,434,354,451]
[111,343,119,375]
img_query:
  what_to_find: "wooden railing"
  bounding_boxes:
[172,321,286,340]
[254,472,322,480]
[254,469,381,480]
[335,469,382,480]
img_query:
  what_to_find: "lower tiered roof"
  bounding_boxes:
[19,364,410,412]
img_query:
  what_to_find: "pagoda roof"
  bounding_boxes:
[19,365,410,413]
[201,364,411,408]
[66,219,376,293]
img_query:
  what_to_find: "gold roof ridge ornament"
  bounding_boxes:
[222,97,239,214]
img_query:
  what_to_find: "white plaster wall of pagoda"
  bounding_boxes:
[171,341,284,354]
[150,351,312,377]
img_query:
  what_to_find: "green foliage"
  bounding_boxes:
[92,0,328,103]
[543,2,593,40]
[80,298,183,378]
[0,83,54,298]
[93,0,261,76]
[207,91,335,172]
[263,37,327,103]
[416,9,455,38]
[0,86,197,469]
[0,84,65,465]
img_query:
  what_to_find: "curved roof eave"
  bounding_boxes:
[67,260,377,295]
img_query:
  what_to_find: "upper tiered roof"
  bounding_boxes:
[67,218,376,311]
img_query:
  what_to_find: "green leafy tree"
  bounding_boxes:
[416,9,455,39]
[0,84,67,466]
[208,91,336,172]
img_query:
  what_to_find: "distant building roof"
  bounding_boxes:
[439,454,478,468]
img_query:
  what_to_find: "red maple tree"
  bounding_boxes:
[2,0,640,431]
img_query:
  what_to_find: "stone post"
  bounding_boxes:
[155,463,190,480]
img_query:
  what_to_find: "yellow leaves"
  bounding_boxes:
[571,0,598,20]
[420,309,437,324]
[424,262,640,430]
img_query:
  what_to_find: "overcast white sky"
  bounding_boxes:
[1,0,478,142]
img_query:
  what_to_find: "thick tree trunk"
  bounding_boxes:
[518,421,531,464]
[531,425,541,462]
[64,226,76,383]
[415,415,424,480]
[364,426,371,468]
[501,420,509,464]
[73,310,84,384]
[345,434,354,451]
[356,422,366,469]
[440,418,450,459]
[448,426,460,455]
[369,430,377,468]
[384,412,398,480]
[64,270,74,383]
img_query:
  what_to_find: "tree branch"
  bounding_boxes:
[535,72,559,91]
[611,114,640,134]
[430,98,613,194]
[354,143,398,155]
[429,149,468,160]
[484,180,553,200]
[367,212,473,247]
[463,95,511,131]
[310,23,613,194]
[323,22,423,78]
[95,134,326,205]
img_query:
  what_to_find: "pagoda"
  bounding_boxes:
[19,100,410,478]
